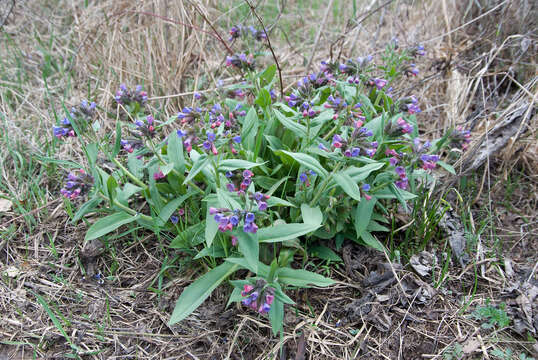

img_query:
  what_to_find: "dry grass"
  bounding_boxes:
[1,0,537,359]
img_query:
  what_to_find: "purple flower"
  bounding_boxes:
[243,222,259,234]
[362,183,371,192]
[233,136,241,143]
[170,215,179,224]
[258,202,268,211]
[177,129,187,137]
[245,212,255,223]
[395,166,406,178]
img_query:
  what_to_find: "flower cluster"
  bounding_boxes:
[115,84,148,106]
[241,282,275,314]
[53,118,76,139]
[170,209,185,224]
[226,53,255,71]
[398,96,421,115]
[249,192,270,211]
[60,169,93,199]
[385,117,414,136]
[410,44,425,57]
[209,207,259,234]
[226,170,254,194]
[228,25,267,42]
[120,139,143,154]
[134,115,156,138]
[298,170,316,187]
[338,55,373,77]
[394,166,409,190]
[450,126,471,150]
[368,77,388,90]
[404,63,419,77]
[329,121,377,158]
[53,100,96,139]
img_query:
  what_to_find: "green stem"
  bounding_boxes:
[309,162,343,207]
[111,158,148,190]
[98,193,153,222]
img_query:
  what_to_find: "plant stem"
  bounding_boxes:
[309,162,342,206]
[111,158,148,190]
[98,193,153,222]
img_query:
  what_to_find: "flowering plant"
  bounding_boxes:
[52,37,466,336]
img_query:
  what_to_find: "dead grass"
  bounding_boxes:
[0,0,537,359]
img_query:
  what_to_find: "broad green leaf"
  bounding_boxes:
[157,191,195,226]
[366,220,390,232]
[334,172,361,201]
[255,88,271,108]
[112,121,122,157]
[218,159,264,172]
[85,143,98,170]
[106,175,118,201]
[116,183,143,205]
[234,231,259,274]
[354,197,377,238]
[127,153,144,178]
[241,107,259,151]
[309,245,342,261]
[273,109,307,138]
[259,64,276,85]
[301,204,322,225]
[204,195,219,247]
[281,151,328,178]
[168,262,238,325]
[183,154,209,184]
[169,222,205,248]
[269,298,284,336]
[258,223,321,243]
[72,196,102,223]
[342,163,385,182]
[437,160,456,175]
[360,231,385,252]
[168,133,186,173]
[85,212,139,241]
[267,196,295,208]
[277,268,334,287]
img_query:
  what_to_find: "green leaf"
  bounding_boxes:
[85,142,98,170]
[255,88,271,108]
[241,107,259,151]
[360,231,385,252]
[277,268,334,287]
[301,204,322,225]
[354,197,377,238]
[34,155,82,168]
[342,163,385,182]
[258,223,321,243]
[204,195,219,247]
[112,121,122,157]
[273,109,307,138]
[334,172,362,201]
[168,132,186,173]
[168,262,238,325]
[183,154,209,185]
[218,159,264,172]
[106,175,118,202]
[437,160,455,175]
[85,212,139,241]
[116,183,143,205]
[234,231,259,274]
[72,196,102,223]
[309,245,342,261]
[281,151,328,178]
[127,153,144,178]
[169,222,205,248]
[259,64,276,85]
[156,191,195,226]
[269,298,284,336]
[267,196,295,208]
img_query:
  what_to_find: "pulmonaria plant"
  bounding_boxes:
[52,40,466,338]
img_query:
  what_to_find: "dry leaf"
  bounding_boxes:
[0,198,13,212]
